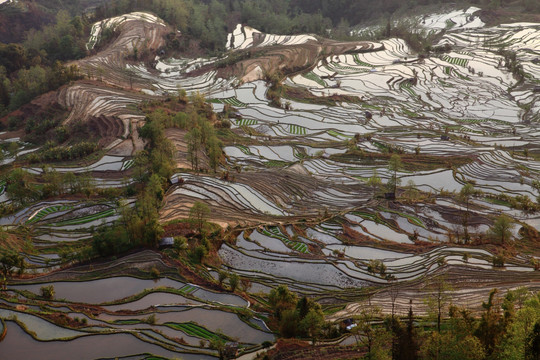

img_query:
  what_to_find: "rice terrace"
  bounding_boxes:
[0,0,540,359]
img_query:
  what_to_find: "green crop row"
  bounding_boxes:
[442,55,469,67]
[165,322,223,341]
[235,118,258,126]
[289,124,307,135]
[27,205,74,224]
[353,55,374,68]
[265,227,309,253]
[52,208,115,226]
[179,284,197,294]
[122,159,135,171]
[222,97,247,107]
[303,72,326,87]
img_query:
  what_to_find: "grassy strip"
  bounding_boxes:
[289,124,307,135]
[264,227,309,253]
[266,160,288,168]
[222,97,247,107]
[327,130,352,139]
[237,145,251,155]
[165,322,225,342]
[400,81,417,97]
[378,208,426,229]
[442,55,469,67]
[113,319,142,325]
[235,118,258,126]
[302,72,326,87]
[121,159,135,171]
[26,205,73,224]
[353,54,374,67]
[179,284,197,294]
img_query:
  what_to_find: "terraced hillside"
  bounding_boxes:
[1,6,540,359]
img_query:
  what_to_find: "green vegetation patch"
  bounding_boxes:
[235,118,258,126]
[400,81,417,97]
[165,322,226,342]
[302,72,326,87]
[179,284,197,294]
[442,55,469,67]
[327,130,352,139]
[353,54,374,68]
[264,226,309,253]
[222,97,247,107]
[26,205,74,224]
[289,124,307,135]
[52,208,115,226]
[113,319,142,325]
[121,159,135,171]
[378,208,426,229]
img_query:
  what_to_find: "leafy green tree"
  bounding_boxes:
[229,273,239,292]
[367,169,383,191]
[209,330,228,360]
[0,250,25,289]
[420,331,485,360]
[489,214,514,245]
[269,285,298,320]
[5,168,37,206]
[40,285,55,299]
[189,201,210,234]
[351,308,391,360]
[191,245,207,263]
[526,322,540,360]
[497,291,540,360]
[476,289,504,357]
[207,135,222,172]
[424,277,453,334]
[218,270,227,287]
[300,308,324,345]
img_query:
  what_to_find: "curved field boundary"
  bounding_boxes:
[266,227,309,253]
[26,205,74,225]
[51,208,116,227]
[165,322,228,342]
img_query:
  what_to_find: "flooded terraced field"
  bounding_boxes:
[1,4,540,358]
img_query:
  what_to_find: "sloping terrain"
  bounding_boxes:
[0,7,540,358]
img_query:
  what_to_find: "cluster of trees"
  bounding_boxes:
[97,0,540,55]
[92,105,179,257]
[0,11,86,117]
[3,168,98,207]
[23,10,89,62]
[264,285,540,360]
[0,248,25,290]
[27,141,98,163]
[0,59,81,117]
[90,0,332,53]
[416,288,540,360]
[95,0,230,52]
[140,91,223,173]
[269,285,326,343]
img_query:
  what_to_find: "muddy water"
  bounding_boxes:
[11,277,185,304]
[0,321,215,360]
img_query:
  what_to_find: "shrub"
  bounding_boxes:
[492,255,505,268]
[40,285,55,299]
[150,267,160,279]
[144,314,156,324]
[191,245,207,263]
